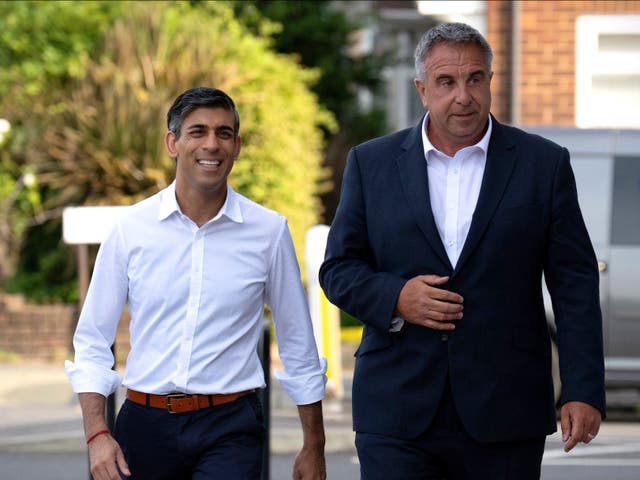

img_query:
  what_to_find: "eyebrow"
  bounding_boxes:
[435,70,486,82]
[186,124,234,132]
[435,73,454,82]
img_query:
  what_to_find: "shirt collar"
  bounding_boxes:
[421,112,492,162]
[158,181,244,224]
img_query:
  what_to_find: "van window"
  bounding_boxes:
[611,156,640,245]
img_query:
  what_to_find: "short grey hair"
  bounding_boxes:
[414,22,493,82]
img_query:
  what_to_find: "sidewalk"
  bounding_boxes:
[4,362,638,456]
[0,362,355,454]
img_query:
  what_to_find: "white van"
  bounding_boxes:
[529,127,640,404]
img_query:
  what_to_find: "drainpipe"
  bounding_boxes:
[511,0,521,126]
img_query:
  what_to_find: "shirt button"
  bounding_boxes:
[441,333,449,341]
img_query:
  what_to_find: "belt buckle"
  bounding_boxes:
[165,393,189,414]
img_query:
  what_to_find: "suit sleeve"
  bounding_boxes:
[319,147,407,332]
[543,147,606,416]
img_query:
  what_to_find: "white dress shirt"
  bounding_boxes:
[391,114,491,332]
[422,113,492,268]
[65,182,326,406]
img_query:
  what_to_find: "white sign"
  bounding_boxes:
[62,206,126,245]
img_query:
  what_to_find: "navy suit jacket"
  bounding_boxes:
[319,115,606,442]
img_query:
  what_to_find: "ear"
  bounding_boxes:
[414,79,428,109]
[233,135,242,160]
[165,130,178,159]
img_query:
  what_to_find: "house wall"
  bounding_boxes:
[0,293,130,363]
[486,0,640,127]
[486,0,514,124]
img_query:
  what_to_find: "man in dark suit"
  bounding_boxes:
[319,22,605,479]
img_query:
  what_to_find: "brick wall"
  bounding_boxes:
[0,294,75,361]
[0,293,131,364]
[487,0,640,126]
[486,0,513,124]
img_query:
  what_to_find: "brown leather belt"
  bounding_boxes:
[126,389,254,414]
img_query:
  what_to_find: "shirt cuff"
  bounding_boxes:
[64,359,121,397]
[390,316,404,332]
[274,357,327,405]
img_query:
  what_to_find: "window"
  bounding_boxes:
[611,156,640,245]
[576,15,640,129]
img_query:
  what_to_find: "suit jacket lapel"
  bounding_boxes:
[454,118,517,275]
[396,120,452,270]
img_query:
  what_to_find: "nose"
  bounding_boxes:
[454,84,472,105]
[203,131,219,150]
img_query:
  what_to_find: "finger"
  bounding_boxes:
[424,308,462,322]
[582,420,599,444]
[428,298,464,314]
[116,449,131,477]
[564,416,584,452]
[422,319,456,331]
[421,275,450,286]
[560,408,571,444]
[425,285,464,304]
[564,435,579,452]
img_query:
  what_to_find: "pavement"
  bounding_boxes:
[0,361,355,455]
[3,361,640,458]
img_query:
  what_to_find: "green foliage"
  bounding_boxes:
[0,123,43,281]
[235,1,387,126]
[4,222,80,304]
[340,309,362,328]
[0,0,122,294]
[1,1,334,301]
[0,348,21,363]
[0,1,122,105]
[233,0,393,221]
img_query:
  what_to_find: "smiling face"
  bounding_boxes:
[165,106,240,203]
[414,42,492,156]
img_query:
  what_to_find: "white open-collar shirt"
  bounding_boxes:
[391,114,491,332]
[65,181,326,405]
[422,113,492,268]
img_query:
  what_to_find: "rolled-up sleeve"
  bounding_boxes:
[64,221,128,397]
[266,220,327,405]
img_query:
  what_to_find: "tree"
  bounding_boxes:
[0,121,40,281]
[233,0,393,222]
[0,0,124,300]
[1,1,334,301]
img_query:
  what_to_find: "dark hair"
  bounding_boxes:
[414,22,493,82]
[166,87,240,138]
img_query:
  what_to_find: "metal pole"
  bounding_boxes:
[106,345,117,431]
[77,244,89,311]
[259,320,271,480]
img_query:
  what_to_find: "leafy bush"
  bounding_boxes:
[1,1,334,301]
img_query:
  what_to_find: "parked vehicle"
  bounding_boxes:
[529,127,640,402]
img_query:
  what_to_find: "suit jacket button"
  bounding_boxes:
[441,333,449,341]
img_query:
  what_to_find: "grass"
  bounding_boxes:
[340,326,363,344]
[0,349,21,363]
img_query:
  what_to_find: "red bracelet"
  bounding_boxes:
[86,429,110,445]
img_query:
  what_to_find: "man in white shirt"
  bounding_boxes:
[66,87,327,480]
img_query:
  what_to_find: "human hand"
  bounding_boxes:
[292,442,326,480]
[560,401,602,452]
[88,433,131,479]
[395,275,463,330]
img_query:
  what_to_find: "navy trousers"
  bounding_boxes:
[113,392,265,480]
[356,378,546,480]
